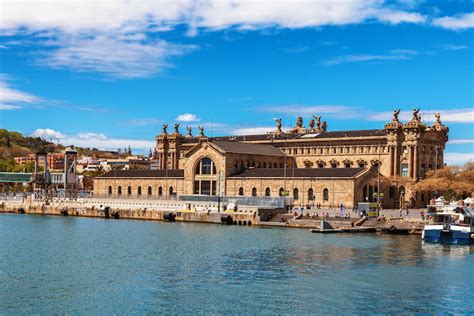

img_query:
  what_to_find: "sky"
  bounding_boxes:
[0,0,473,165]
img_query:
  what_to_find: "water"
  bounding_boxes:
[1,214,473,315]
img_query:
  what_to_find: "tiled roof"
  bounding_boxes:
[211,140,286,156]
[97,169,184,178]
[229,167,366,179]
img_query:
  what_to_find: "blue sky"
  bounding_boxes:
[0,0,472,164]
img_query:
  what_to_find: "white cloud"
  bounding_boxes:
[32,128,65,140]
[449,139,474,144]
[440,44,469,51]
[0,104,22,110]
[368,108,474,123]
[0,0,429,77]
[176,113,200,122]
[0,79,40,110]
[444,152,473,166]
[231,126,275,135]
[433,13,474,30]
[77,132,107,140]
[323,53,411,65]
[31,128,155,151]
[37,34,194,78]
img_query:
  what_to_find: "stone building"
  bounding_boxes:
[94,109,448,209]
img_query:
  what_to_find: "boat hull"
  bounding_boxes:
[423,227,473,245]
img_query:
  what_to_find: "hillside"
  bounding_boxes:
[0,129,127,172]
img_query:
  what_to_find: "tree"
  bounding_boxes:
[415,162,474,202]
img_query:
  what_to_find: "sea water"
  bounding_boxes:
[1,214,473,314]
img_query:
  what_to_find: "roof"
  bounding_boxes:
[211,140,285,156]
[229,167,366,179]
[211,129,386,142]
[97,169,184,178]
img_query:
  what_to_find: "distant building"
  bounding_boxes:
[99,157,150,171]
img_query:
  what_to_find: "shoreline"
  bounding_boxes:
[0,200,425,234]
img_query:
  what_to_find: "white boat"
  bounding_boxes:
[422,206,474,245]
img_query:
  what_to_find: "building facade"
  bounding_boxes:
[94,109,448,209]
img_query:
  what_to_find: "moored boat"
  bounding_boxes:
[422,206,474,245]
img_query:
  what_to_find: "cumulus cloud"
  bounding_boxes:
[433,12,474,30]
[31,128,155,151]
[32,128,65,140]
[176,113,200,122]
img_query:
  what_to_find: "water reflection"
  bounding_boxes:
[0,214,473,315]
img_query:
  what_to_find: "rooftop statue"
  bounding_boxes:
[162,124,168,134]
[434,113,441,124]
[174,123,180,134]
[273,117,282,132]
[393,109,400,121]
[296,116,303,128]
[187,126,192,136]
[313,115,321,129]
[198,126,205,137]
[412,108,420,121]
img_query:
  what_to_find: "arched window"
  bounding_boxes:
[127,186,132,195]
[323,188,329,201]
[158,186,163,196]
[195,157,216,175]
[238,187,244,196]
[279,187,285,196]
[117,186,122,195]
[251,187,257,197]
[137,186,142,195]
[194,157,218,195]
[169,186,174,196]
[293,188,299,200]
[265,187,271,197]
[308,188,314,201]
[108,186,112,195]
[147,186,152,196]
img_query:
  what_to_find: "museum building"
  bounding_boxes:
[94,109,449,208]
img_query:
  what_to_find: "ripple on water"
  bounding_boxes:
[0,214,473,314]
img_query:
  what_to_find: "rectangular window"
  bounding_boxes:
[401,163,409,177]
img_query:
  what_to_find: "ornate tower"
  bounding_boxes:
[155,123,184,170]
[401,109,426,179]
[384,109,404,177]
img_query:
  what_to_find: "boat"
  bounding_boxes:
[422,206,474,245]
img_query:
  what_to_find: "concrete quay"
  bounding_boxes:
[0,199,259,226]
[0,199,425,234]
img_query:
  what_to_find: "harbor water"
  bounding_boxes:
[1,214,473,314]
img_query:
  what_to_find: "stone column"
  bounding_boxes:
[390,146,395,176]
[413,146,418,179]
